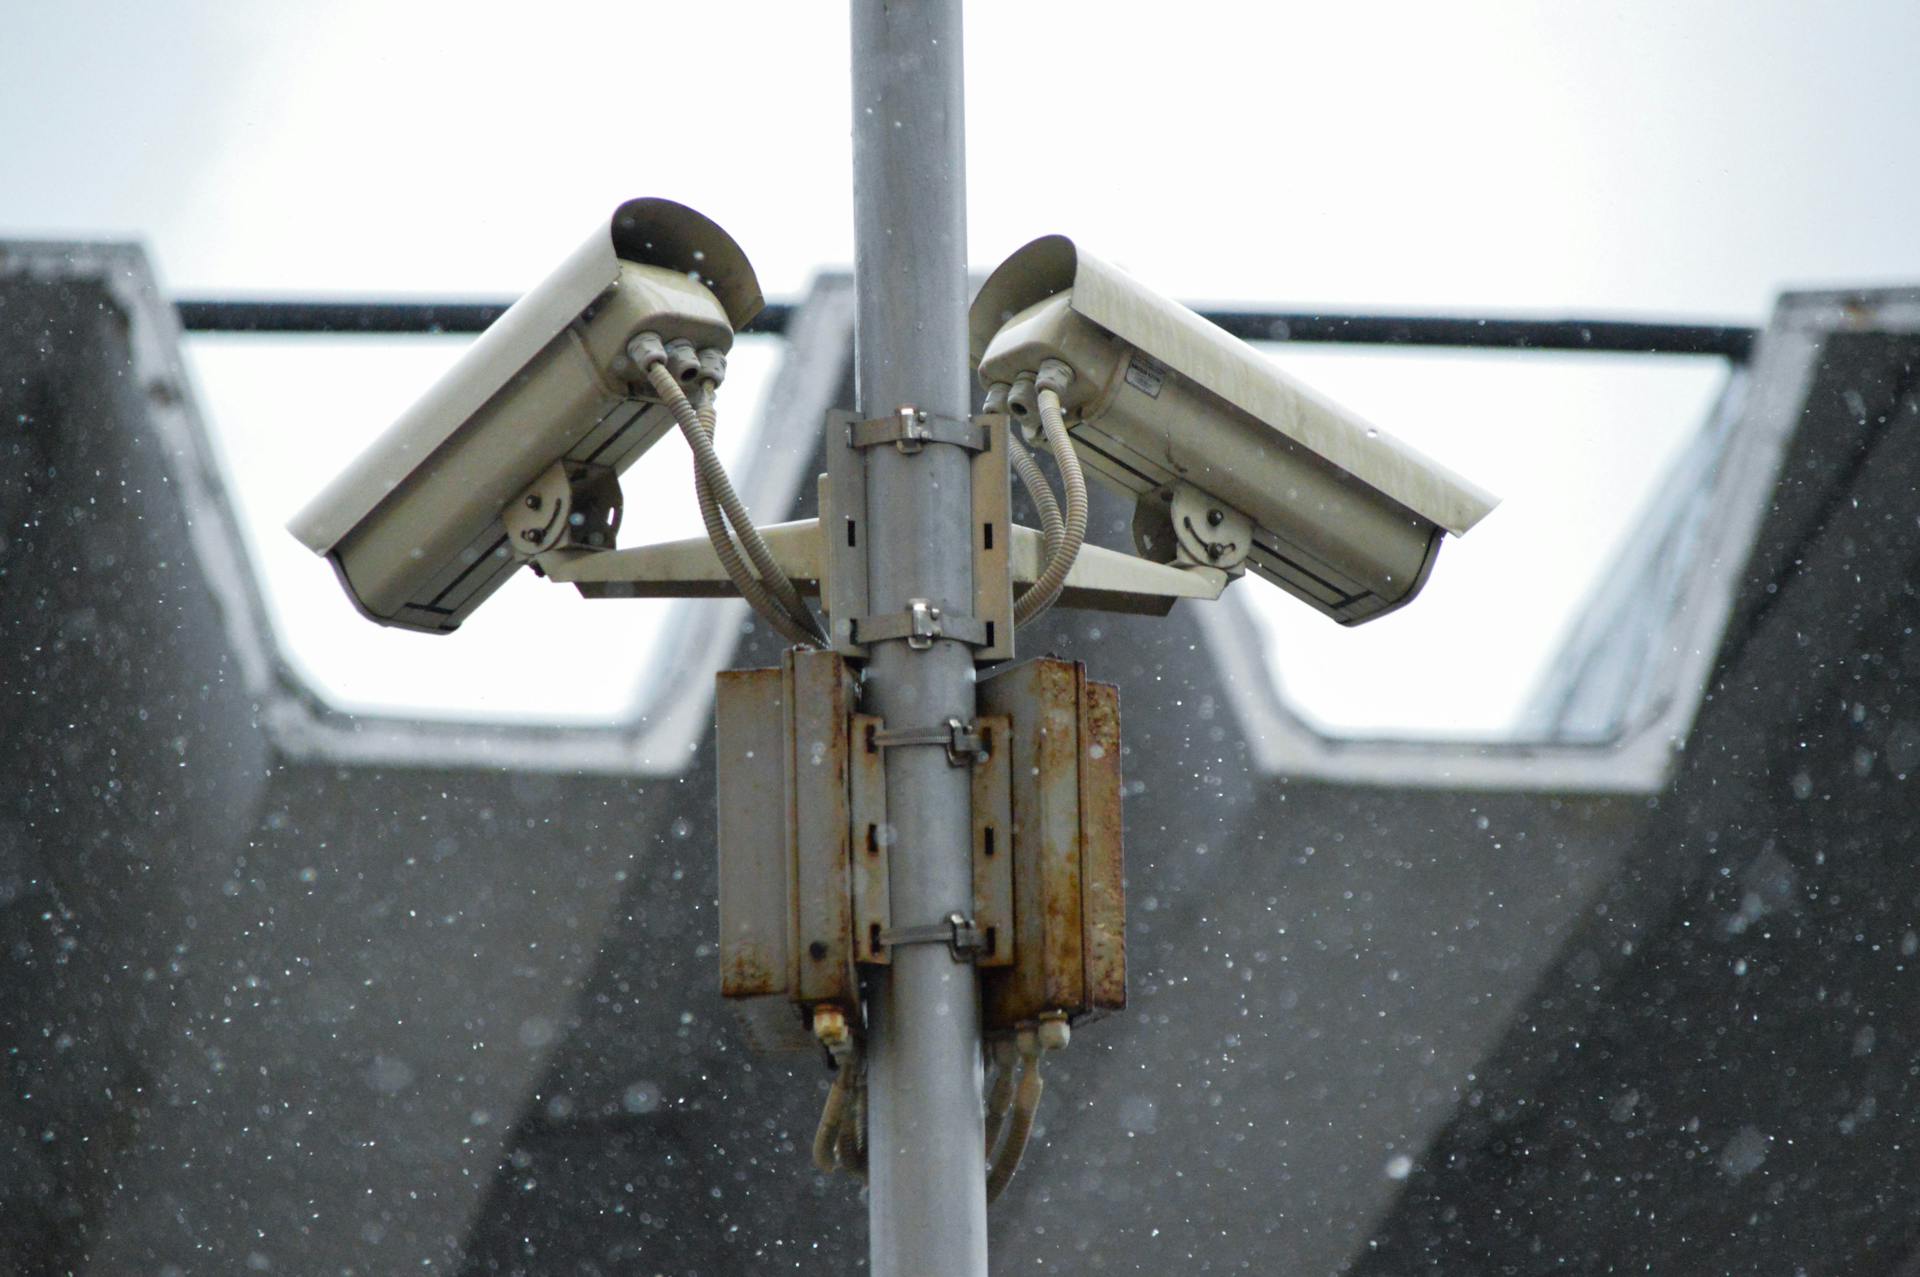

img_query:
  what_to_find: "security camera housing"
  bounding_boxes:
[289,198,763,633]
[971,236,1497,625]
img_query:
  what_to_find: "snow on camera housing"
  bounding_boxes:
[289,198,763,634]
[971,235,1498,625]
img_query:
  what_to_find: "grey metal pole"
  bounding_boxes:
[849,2,988,1275]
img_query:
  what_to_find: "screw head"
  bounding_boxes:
[520,529,542,543]
[1207,508,1225,527]
[525,494,542,510]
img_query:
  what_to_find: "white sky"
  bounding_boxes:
[8,2,1919,737]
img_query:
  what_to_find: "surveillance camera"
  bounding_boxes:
[287,198,764,633]
[971,236,1497,625]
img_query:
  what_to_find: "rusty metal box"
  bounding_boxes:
[718,651,1124,1049]
[715,649,860,1052]
[977,658,1126,1029]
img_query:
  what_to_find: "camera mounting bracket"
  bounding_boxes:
[825,406,1014,663]
[846,407,990,455]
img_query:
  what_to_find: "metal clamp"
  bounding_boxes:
[871,717,988,766]
[847,406,989,455]
[823,408,1014,664]
[850,598,990,650]
[878,913,984,962]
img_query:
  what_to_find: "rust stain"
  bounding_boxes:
[790,650,859,1006]
[721,944,779,999]
[1036,662,1085,1014]
[980,658,1089,1030]
[716,664,791,1013]
[1080,679,1127,1014]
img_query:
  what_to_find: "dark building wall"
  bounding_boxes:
[81,760,692,1273]
[2,260,272,1272]
[1360,326,1920,1275]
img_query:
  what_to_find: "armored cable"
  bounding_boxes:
[982,1035,1020,1157]
[1015,359,1088,623]
[813,1065,856,1173]
[985,382,1067,609]
[633,336,826,648]
[985,1015,1069,1203]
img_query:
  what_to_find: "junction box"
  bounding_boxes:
[715,649,1125,1052]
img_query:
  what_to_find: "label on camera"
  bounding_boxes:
[1125,354,1167,399]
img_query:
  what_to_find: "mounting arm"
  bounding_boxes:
[539,519,1227,616]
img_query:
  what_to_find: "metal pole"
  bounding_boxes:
[849,2,988,1275]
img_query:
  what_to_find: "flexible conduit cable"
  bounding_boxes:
[643,359,825,648]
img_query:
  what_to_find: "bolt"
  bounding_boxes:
[524,494,542,510]
[520,529,542,543]
[1207,508,1224,527]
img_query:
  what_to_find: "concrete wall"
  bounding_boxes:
[2,256,271,1272]
[1361,320,1920,1275]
